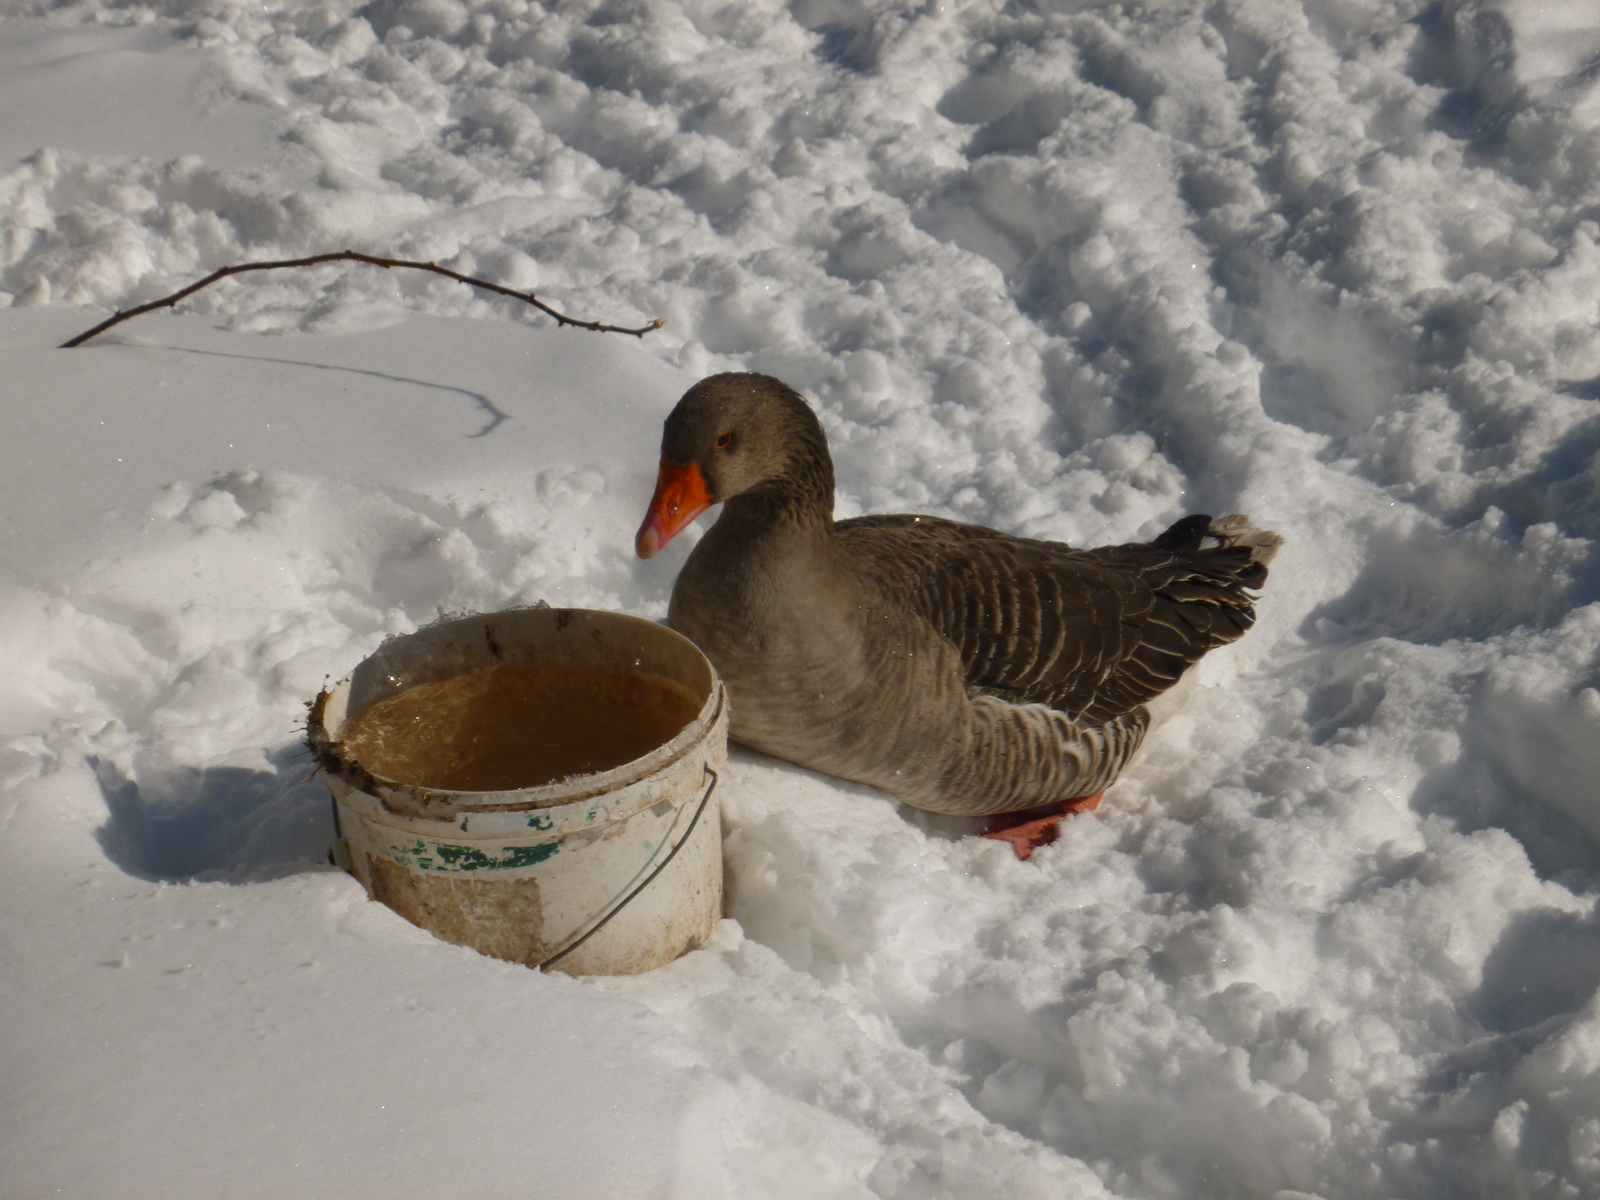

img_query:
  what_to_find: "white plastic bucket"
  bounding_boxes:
[308,608,727,976]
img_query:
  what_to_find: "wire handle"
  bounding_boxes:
[538,764,719,972]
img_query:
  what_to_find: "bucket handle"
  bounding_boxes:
[539,764,720,972]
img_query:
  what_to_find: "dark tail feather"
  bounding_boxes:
[1151,514,1213,552]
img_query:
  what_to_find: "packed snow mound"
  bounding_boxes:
[3,1,1600,1198]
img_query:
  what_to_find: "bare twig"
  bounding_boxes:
[60,250,664,347]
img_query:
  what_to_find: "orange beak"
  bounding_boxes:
[635,459,713,559]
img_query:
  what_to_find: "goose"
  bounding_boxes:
[635,373,1280,858]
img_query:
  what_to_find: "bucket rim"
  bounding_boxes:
[307,607,725,818]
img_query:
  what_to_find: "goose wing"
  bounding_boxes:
[835,513,1270,724]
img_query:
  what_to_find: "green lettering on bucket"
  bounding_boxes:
[525,813,553,830]
[429,842,561,871]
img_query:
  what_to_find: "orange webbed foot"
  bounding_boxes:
[978,792,1104,861]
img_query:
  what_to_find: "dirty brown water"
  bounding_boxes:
[339,660,703,792]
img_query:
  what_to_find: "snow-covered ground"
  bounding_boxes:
[3,1,1599,1196]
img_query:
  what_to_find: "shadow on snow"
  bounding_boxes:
[91,743,336,882]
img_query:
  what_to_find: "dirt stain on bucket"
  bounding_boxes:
[366,854,552,965]
[338,660,703,792]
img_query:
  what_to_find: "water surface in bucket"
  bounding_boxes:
[338,660,703,792]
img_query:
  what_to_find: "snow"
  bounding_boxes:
[2,0,1599,1196]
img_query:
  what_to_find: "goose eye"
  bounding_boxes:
[715,431,734,450]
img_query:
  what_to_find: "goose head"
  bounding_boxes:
[635,372,834,558]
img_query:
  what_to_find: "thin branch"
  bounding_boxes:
[60,250,664,347]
